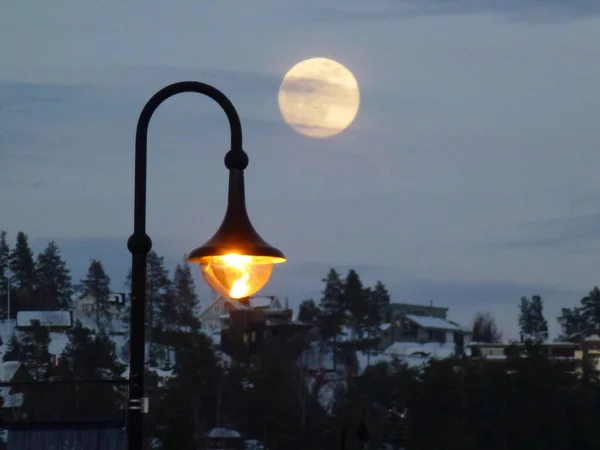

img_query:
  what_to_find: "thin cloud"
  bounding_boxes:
[309,0,600,24]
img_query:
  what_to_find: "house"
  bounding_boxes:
[382,302,470,346]
[468,341,579,361]
[215,296,311,363]
[75,293,126,318]
[573,334,600,371]
[0,361,25,409]
[16,311,72,331]
[198,295,283,332]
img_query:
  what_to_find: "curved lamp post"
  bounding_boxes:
[127,81,286,450]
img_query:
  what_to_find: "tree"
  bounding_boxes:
[122,252,172,365]
[0,231,10,317]
[36,241,73,310]
[172,260,200,331]
[344,269,369,341]
[364,281,391,350]
[558,307,589,339]
[519,295,548,343]
[146,251,171,331]
[557,286,600,339]
[298,299,320,325]
[20,321,52,380]
[317,269,346,371]
[471,312,502,343]
[317,269,346,340]
[54,321,126,420]
[9,231,37,312]
[79,259,112,329]
[154,331,221,449]
[3,334,22,361]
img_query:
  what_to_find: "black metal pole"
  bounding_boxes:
[126,81,248,450]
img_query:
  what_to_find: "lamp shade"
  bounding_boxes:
[187,169,285,299]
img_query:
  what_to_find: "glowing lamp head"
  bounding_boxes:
[188,162,286,299]
[192,253,285,299]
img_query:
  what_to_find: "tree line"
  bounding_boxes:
[6,230,600,449]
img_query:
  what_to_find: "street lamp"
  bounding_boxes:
[126,81,286,450]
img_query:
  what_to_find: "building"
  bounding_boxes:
[205,296,311,363]
[0,361,25,409]
[198,295,283,332]
[382,302,470,347]
[74,293,126,318]
[570,333,600,371]
[468,341,579,361]
[16,310,73,331]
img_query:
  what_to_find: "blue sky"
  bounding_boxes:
[2,0,600,338]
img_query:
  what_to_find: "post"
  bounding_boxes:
[6,279,10,335]
[127,81,245,450]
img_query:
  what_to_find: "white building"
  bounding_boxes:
[74,293,126,319]
[198,295,283,332]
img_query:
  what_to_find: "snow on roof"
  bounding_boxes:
[380,323,392,331]
[48,332,70,357]
[585,334,600,341]
[0,361,25,408]
[0,361,21,382]
[207,428,241,438]
[249,296,273,309]
[198,295,248,318]
[17,311,72,328]
[355,342,460,373]
[384,341,457,358]
[72,311,127,334]
[405,314,463,331]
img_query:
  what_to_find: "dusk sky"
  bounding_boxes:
[2,0,600,338]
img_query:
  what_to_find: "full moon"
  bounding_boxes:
[278,57,360,138]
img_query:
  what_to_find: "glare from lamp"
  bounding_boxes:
[198,253,286,299]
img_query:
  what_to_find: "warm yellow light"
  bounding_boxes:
[199,253,286,300]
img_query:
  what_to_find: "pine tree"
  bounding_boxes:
[155,331,221,449]
[0,231,10,316]
[364,281,391,350]
[298,299,320,324]
[55,321,126,420]
[146,251,171,332]
[518,296,532,338]
[9,231,37,312]
[3,334,22,361]
[558,307,588,339]
[36,241,73,310]
[581,287,600,329]
[317,269,346,370]
[172,260,200,331]
[556,286,600,339]
[153,260,200,368]
[344,269,369,341]
[20,321,52,380]
[529,295,548,342]
[79,259,112,329]
[317,269,346,341]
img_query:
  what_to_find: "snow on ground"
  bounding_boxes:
[357,341,461,372]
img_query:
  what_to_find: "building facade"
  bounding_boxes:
[381,302,470,347]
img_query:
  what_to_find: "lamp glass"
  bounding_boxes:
[198,253,286,299]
